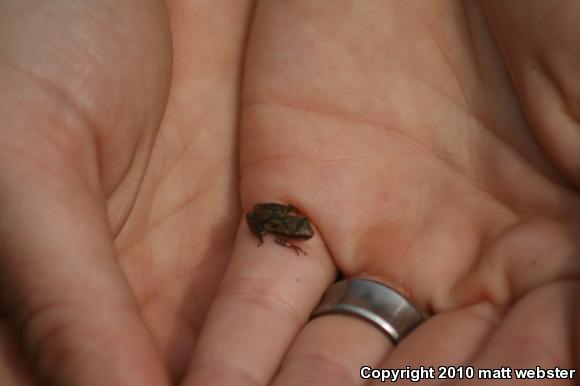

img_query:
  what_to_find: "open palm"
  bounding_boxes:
[186,1,579,386]
[0,1,578,386]
[0,1,252,385]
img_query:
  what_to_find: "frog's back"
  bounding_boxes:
[271,215,313,239]
[247,202,314,237]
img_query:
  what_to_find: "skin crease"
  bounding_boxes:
[0,2,578,386]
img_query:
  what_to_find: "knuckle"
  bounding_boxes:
[189,360,262,386]
[219,277,305,329]
[17,300,83,375]
[284,352,357,385]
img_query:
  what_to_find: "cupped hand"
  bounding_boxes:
[184,1,580,385]
[0,0,253,385]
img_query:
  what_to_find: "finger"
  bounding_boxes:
[0,319,37,386]
[183,216,335,386]
[482,0,580,186]
[0,164,168,386]
[450,281,577,386]
[270,314,391,386]
[371,302,500,386]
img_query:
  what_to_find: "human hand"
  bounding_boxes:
[184,1,579,385]
[0,1,253,385]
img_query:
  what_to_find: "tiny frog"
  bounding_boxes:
[246,203,314,255]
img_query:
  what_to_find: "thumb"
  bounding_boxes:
[0,149,168,385]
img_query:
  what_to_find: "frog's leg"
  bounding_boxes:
[257,232,264,246]
[274,236,306,256]
[285,204,301,214]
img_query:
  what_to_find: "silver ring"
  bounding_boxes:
[311,279,426,344]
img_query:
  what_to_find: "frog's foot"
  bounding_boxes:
[274,236,307,256]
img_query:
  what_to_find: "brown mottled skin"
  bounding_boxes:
[246,203,314,255]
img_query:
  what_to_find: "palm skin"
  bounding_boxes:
[0,1,578,386]
[187,1,580,385]
[0,0,252,385]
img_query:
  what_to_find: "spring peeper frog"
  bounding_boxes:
[246,203,314,255]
